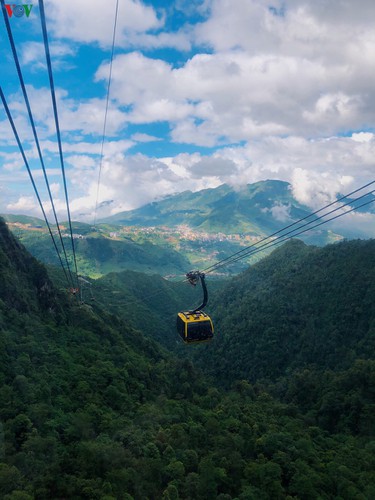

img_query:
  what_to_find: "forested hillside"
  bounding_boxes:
[1,218,375,499]
[196,238,375,436]
[7,229,190,278]
[202,239,375,381]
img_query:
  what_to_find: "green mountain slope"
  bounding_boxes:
[1,218,375,498]
[189,238,375,437]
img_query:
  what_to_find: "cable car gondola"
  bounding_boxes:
[176,271,214,344]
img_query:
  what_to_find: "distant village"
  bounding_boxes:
[7,220,263,246]
[115,224,262,244]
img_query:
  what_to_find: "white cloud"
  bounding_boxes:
[5,85,129,139]
[20,41,76,70]
[351,132,374,143]
[65,155,96,169]
[65,153,178,218]
[195,0,375,62]
[270,203,292,222]
[50,182,60,196]
[64,131,375,217]
[58,98,128,136]
[7,196,37,212]
[291,168,355,209]
[303,92,364,130]
[42,0,198,51]
[46,0,163,47]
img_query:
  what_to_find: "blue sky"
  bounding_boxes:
[0,0,374,233]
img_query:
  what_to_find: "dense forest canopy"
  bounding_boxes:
[0,218,375,499]
[201,238,375,382]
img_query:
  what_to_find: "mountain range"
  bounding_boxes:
[102,178,375,240]
[3,179,354,278]
[102,180,322,236]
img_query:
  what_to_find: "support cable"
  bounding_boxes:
[93,0,119,226]
[39,0,79,283]
[203,181,375,274]
[206,189,375,273]
[0,0,75,285]
[0,86,71,286]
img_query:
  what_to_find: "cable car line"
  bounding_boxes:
[39,0,79,284]
[206,188,375,273]
[202,180,375,275]
[93,0,119,227]
[0,86,72,287]
[220,196,375,270]
[207,190,375,273]
[0,0,75,286]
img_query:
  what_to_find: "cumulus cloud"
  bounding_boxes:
[4,137,374,222]
[65,155,97,170]
[97,44,375,146]
[63,132,374,218]
[65,153,179,218]
[7,195,37,212]
[4,85,128,141]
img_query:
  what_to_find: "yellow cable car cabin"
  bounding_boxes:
[177,310,214,344]
[176,271,214,344]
